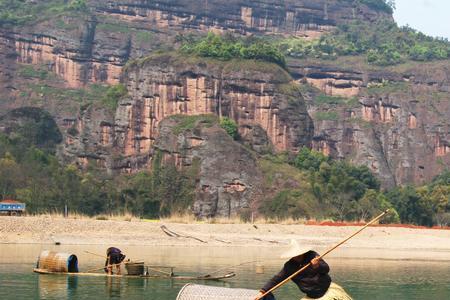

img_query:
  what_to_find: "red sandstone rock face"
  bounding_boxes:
[117,55,313,159]
[61,55,313,175]
[99,0,386,38]
[289,58,450,188]
[1,1,389,90]
[154,116,263,218]
[0,1,448,189]
[307,86,450,188]
[10,16,125,88]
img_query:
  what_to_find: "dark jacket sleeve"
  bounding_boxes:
[308,251,329,274]
[261,266,289,292]
[315,257,329,274]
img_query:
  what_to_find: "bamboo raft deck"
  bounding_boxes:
[33,268,236,280]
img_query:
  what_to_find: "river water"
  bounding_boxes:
[0,244,449,299]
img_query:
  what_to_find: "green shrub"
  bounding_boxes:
[220,117,238,140]
[97,22,130,33]
[314,111,339,121]
[260,190,315,220]
[181,32,286,67]
[0,0,88,27]
[366,44,403,65]
[359,0,395,14]
[275,18,450,66]
[290,147,388,221]
[314,94,346,105]
[171,114,217,135]
[135,31,152,43]
[67,0,87,11]
[294,147,330,172]
[1,107,63,153]
[101,84,127,111]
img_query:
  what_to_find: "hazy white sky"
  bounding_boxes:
[394,0,450,39]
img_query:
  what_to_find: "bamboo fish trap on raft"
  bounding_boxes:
[36,250,79,273]
[176,284,258,300]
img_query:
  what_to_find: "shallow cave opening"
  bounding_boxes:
[67,255,79,273]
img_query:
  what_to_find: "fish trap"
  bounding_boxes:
[176,283,258,300]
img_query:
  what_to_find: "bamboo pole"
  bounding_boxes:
[84,250,107,258]
[256,209,390,300]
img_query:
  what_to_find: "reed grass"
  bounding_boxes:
[159,212,199,224]
[31,211,138,222]
[160,213,309,225]
[29,211,329,225]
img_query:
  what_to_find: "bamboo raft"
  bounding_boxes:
[34,250,235,281]
[33,268,236,280]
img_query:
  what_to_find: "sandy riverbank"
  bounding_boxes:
[1,216,449,261]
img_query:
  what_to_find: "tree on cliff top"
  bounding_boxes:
[180,32,286,68]
[0,0,88,27]
[354,0,395,13]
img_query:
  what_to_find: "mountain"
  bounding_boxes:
[0,0,448,223]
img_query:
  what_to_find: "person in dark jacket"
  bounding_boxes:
[104,247,126,275]
[255,240,351,300]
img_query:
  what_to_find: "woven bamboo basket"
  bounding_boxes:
[125,262,145,275]
[176,284,258,300]
[37,250,78,273]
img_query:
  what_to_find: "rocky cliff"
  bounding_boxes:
[154,115,263,218]
[0,0,390,89]
[0,0,448,195]
[289,59,450,187]
[121,54,312,154]
[97,0,388,37]
[62,54,313,173]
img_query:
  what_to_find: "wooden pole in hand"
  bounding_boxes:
[84,250,107,258]
[85,263,122,273]
[256,209,390,300]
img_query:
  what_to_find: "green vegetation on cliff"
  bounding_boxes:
[259,148,449,226]
[260,151,386,222]
[176,13,449,68]
[0,118,448,226]
[356,0,395,13]
[0,107,62,153]
[180,33,286,68]
[126,52,291,86]
[101,84,127,111]
[0,129,198,218]
[277,20,450,66]
[0,0,88,26]
[15,64,125,113]
[220,117,239,140]
[169,114,217,135]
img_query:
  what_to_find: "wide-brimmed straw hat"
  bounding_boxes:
[280,239,311,259]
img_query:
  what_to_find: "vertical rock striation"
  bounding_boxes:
[62,54,313,177]
[117,54,313,160]
[303,65,450,188]
[98,0,387,38]
[1,0,390,88]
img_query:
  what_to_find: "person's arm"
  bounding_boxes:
[104,256,111,273]
[310,256,329,274]
[260,266,289,294]
[254,291,266,300]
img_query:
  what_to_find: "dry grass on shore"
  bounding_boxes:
[30,211,138,222]
[29,211,314,225]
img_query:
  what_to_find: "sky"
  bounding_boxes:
[394,0,450,39]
